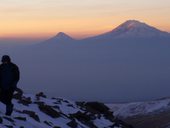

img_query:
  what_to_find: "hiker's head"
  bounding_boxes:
[1,55,11,63]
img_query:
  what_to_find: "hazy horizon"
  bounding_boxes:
[0,19,170,43]
[0,0,169,39]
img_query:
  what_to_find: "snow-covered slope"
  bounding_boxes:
[108,98,170,128]
[0,89,133,128]
[110,20,170,38]
[108,98,170,118]
[84,20,170,40]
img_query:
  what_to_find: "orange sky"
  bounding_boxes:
[0,0,170,39]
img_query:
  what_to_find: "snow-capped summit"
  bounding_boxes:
[84,20,170,40]
[113,20,150,31]
[110,20,170,38]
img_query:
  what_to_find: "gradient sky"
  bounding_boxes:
[0,0,170,39]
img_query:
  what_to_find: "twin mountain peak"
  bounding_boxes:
[52,20,170,41]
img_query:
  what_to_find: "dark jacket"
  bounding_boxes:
[0,63,20,90]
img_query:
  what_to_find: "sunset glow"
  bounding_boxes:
[0,0,170,39]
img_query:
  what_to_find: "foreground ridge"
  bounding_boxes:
[0,88,133,128]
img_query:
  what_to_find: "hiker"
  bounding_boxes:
[0,55,20,116]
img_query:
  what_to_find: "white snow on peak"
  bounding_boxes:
[109,20,169,38]
[113,20,154,31]
[116,20,147,30]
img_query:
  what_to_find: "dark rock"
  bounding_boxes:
[3,116,15,123]
[14,110,23,114]
[53,101,60,104]
[67,104,75,108]
[0,116,3,124]
[36,92,47,100]
[38,103,60,118]
[85,102,115,121]
[44,121,53,126]
[4,125,13,128]
[22,110,40,122]
[70,111,91,121]
[67,120,78,128]
[18,97,32,106]
[53,126,61,128]
[85,102,110,114]
[34,101,44,106]
[52,105,60,109]
[113,118,134,128]
[70,111,97,128]
[62,99,69,103]
[76,102,85,108]
[14,117,27,121]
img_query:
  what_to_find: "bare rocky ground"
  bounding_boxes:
[0,88,133,128]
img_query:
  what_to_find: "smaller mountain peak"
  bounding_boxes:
[54,32,74,41]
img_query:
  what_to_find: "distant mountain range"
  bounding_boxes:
[44,20,170,44]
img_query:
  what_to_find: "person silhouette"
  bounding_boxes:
[0,55,20,116]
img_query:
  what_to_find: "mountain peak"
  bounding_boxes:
[124,20,145,27]
[41,32,75,45]
[109,19,169,37]
[114,20,149,31]
[55,32,72,39]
